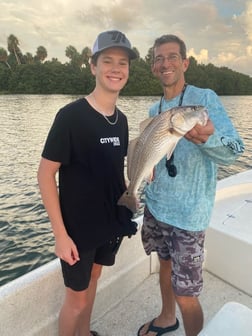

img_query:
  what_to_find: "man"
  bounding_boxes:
[137,34,244,336]
[37,30,137,336]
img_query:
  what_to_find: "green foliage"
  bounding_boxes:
[122,58,162,96]
[1,35,252,95]
[185,57,252,95]
[3,62,95,94]
[0,63,10,92]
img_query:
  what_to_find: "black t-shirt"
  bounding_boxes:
[42,98,134,252]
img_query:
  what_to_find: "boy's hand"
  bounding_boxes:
[55,234,80,265]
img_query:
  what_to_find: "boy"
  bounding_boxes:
[38,30,137,336]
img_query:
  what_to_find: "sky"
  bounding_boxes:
[1,0,252,76]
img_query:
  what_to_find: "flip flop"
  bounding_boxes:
[91,331,101,336]
[137,318,179,336]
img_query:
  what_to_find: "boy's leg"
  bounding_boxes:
[59,263,102,336]
[77,264,102,336]
[58,237,121,336]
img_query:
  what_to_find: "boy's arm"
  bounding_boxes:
[37,157,79,265]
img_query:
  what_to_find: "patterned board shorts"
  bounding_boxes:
[142,206,205,297]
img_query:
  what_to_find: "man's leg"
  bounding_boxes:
[138,258,177,336]
[172,228,205,336]
[58,263,102,336]
[157,258,177,325]
[176,295,203,336]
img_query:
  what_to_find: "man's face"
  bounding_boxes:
[152,42,189,88]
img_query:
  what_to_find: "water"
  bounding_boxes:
[0,95,251,287]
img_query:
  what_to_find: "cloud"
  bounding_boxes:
[0,0,251,76]
[188,48,209,64]
[247,45,252,56]
[241,1,252,41]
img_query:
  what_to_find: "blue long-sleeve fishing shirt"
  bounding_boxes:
[145,85,245,231]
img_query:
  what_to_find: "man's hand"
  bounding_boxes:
[185,119,214,144]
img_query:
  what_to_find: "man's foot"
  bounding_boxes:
[137,318,179,336]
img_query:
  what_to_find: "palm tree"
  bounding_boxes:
[65,45,78,60]
[81,47,92,68]
[132,47,140,60]
[145,47,153,65]
[24,52,34,64]
[0,47,11,69]
[7,34,21,65]
[36,46,47,62]
[65,45,83,68]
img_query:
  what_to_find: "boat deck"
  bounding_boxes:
[92,170,252,335]
[92,270,252,336]
[1,170,252,336]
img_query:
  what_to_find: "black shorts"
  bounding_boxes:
[60,237,123,291]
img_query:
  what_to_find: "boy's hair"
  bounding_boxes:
[90,53,99,65]
[90,51,131,66]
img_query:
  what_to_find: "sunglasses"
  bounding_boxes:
[165,153,177,177]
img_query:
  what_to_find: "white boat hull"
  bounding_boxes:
[204,169,252,295]
[0,216,153,336]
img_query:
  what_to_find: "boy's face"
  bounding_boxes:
[91,47,130,93]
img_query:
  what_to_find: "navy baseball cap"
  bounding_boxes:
[92,30,137,60]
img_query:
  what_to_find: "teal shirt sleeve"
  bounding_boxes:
[196,89,244,165]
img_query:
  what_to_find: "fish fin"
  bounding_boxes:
[139,117,154,133]
[166,139,180,160]
[127,137,139,180]
[144,170,154,183]
[117,191,138,213]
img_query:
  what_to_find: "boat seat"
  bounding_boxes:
[198,302,252,336]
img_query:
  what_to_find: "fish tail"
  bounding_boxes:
[117,191,138,213]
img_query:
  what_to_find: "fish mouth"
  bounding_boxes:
[170,106,209,133]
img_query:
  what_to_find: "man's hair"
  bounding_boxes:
[152,34,187,63]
